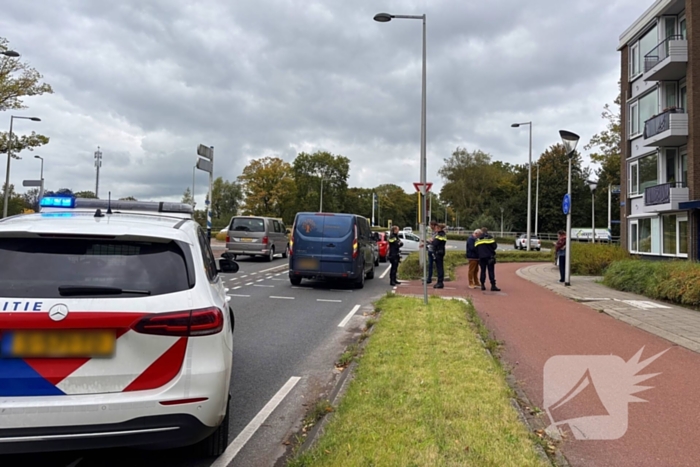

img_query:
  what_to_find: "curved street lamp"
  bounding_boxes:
[3,116,41,218]
[374,10,428,304]
[512,122,533,250]
[559,130,580,286]
[587,180,598,244]
[1,50,20,58]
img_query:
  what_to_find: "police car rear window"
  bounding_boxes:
[0,238,190,299]
[295,215,352,238]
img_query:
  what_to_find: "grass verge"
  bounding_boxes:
[398,249,551,281]
[288,295,547,467]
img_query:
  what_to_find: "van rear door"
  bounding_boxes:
[318,215,354,275]
[292,214,325,272]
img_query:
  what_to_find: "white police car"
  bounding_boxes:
[0,196,238,456]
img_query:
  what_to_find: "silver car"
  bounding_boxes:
[226,216,289,261]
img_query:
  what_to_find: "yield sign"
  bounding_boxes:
[413,182,433,194]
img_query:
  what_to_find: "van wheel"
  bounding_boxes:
[267,246,275,262]
[290,277,302,286]
[366,262,375,279]
[196,396,230,457]
[282,245,289,259]
[355,265,365,289]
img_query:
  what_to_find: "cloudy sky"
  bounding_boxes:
[2,0,648,205]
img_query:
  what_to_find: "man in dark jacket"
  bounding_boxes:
[466,229,481,289]
[387,225,404,286]
[474,228,501,291]
[431,224,447,289]
[425,221,438,284]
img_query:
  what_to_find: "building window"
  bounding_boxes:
[639,152,658,192]
[680,18,687,40]
[629,101,639,137]
[664,82,677,110]
[630,221,639,252]
[679,218,688,255]
[630,43,640,79]
[629,160,639,196]
[639,89,659,127]
[681,152,688,186]
[639,218,652,253]
[681,84,687,111]
[665,148,677,184]
[662,214,676,255]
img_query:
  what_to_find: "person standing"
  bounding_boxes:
[466,229,482,289]
[425,221,439,284]
[432,223,447,289]
[554,230,567,283]
[475,228,500,291]
[387,225,404,286]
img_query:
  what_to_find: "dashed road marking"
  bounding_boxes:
[270,296,294,300]
[254,285,275,288]
[317,299,342,303]
[379,264,392,279]
[233,286,242,290]
[229,294,251,298]
[245,282,254,286]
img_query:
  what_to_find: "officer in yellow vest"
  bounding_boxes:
[431,223,448,289]
[387,225,403,286]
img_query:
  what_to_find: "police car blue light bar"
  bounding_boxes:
[39,196,76,208]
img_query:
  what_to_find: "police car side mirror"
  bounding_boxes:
[217,258,239,274]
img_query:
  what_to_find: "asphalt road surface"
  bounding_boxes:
[0,253,393,467]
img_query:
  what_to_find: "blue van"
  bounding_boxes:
[288,212,375,288]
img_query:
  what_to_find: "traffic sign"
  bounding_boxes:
[197,144,214,160]
[562,193,571,215]
[196,157,213,174]
[23,180,42,187]
[413,182,433,194]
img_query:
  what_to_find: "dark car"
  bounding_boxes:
[288,212,375,288]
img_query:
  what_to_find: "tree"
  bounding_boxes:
[0,184,25,216]
[22,188,40,211]
[74,190,98,199]
[119,196,137,201]
[374,184,415,229]
[585,91,622,235]
[44,188,74,197]
[292,151,351,213]
[0,37,53,159]
[181,187,194,206]
[344,187,374,220]
[211,177,242,224]
[238,157,295,219]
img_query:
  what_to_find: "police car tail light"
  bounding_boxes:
[131,307,224,336]
[352,225,358,259]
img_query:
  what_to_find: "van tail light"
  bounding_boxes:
[352,225,359,259]
[262,236,269,245]
[226,235,230,242]
[131,307,224,336]
[289,232,294,256]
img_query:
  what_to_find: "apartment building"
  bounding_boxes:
[618,0,696,260]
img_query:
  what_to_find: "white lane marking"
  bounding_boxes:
[271,278,286,281]
[270,296,294,300]
[251,272,258,275]
[229,294,251,298]
[317,299,342,303]
[233,286,242,290]
[240,275,248,279]
[256,279,264,282]
[330,289,353,293]
[291,286,304,289]
[254,285,275,288]
[210,377,301,467]
[259,265,289,274]
[245,282,254,286]
[379,264,392,279]
[338,304,361,327]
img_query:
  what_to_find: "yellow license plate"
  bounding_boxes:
[240,238,255,243]
[298,258,319,270]
[4,330,116,358]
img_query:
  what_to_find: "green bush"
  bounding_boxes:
[603,260,700,307]
[561,242,632,276]
[398,250,551,280]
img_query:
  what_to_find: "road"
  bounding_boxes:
[0,253,393,467]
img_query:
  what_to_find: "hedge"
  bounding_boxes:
[563,242,633,276]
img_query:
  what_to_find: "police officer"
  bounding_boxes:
[387,225,403,286]
[474,227,501,291]
[432,223,447,289]
[425,220,439,284]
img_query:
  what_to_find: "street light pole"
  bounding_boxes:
[588,180,598,244]
[34,155,44,200]
[535,163,540,236]
[3,115,41,218]
[511,122,533,251]
[94,146,102,198]
[559,130,580,287]
[375,11,428,305]
[192,165,197,208]
[319,175,325,213]
[500,207,504,237]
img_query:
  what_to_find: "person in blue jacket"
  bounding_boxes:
[466,229,482,289]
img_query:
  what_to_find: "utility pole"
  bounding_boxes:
[535,163,540,236]
[371,192,375,226]
[94,146,102,198]
[500,207,504,237]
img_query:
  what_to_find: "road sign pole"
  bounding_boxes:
[565,158,572,286]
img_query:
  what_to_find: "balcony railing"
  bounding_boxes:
[644,181,687,206]
[645,35,684,72]
[644,107,684,139]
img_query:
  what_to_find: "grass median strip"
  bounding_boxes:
[289,295,547,467]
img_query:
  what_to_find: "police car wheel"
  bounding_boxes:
[197,396,230,457]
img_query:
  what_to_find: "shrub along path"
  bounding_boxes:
[399,263,700,466]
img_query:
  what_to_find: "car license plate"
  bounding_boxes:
[1,330,116,358]
[297,258,319,270]
[240,238,255,243]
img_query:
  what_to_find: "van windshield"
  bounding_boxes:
[295,214,353,238]
[231,218,265,232]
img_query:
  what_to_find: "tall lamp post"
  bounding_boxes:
[3,115,41,218]
[535,162,540,236]
[559,130,580,286]
[374,11,428,305]
[34,155,44,200]
[512,122,533,250]
[587,180,598,243]
[500,207,504,237]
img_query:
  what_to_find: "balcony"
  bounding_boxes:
[643,108,688,147]
[644,35,687,81]
[643,181,689,212]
